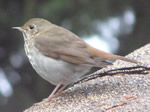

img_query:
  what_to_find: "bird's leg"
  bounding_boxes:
[47,82,62,102]
[34,82,65,106]
[54,85,67,98]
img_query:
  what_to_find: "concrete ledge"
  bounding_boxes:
[24,44,150,112]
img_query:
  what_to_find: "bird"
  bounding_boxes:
[12,18,137,102]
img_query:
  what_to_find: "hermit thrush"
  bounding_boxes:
[12,18,137,102]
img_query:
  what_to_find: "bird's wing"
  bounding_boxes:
[34,25,96,65]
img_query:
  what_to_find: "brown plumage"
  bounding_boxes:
[13,18,138,102]
[33,19,137,67]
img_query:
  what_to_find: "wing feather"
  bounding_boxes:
[34,25,95,65]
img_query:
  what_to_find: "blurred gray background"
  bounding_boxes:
[0,0,149,112]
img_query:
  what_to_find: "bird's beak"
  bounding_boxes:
[12,27,23,32]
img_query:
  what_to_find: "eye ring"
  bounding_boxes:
[29,25,34,29]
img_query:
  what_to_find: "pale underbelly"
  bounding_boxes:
[25,45,91,86]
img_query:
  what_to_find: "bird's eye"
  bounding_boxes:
[29,25,34,29]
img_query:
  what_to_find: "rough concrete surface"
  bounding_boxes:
[24,44,150,112]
